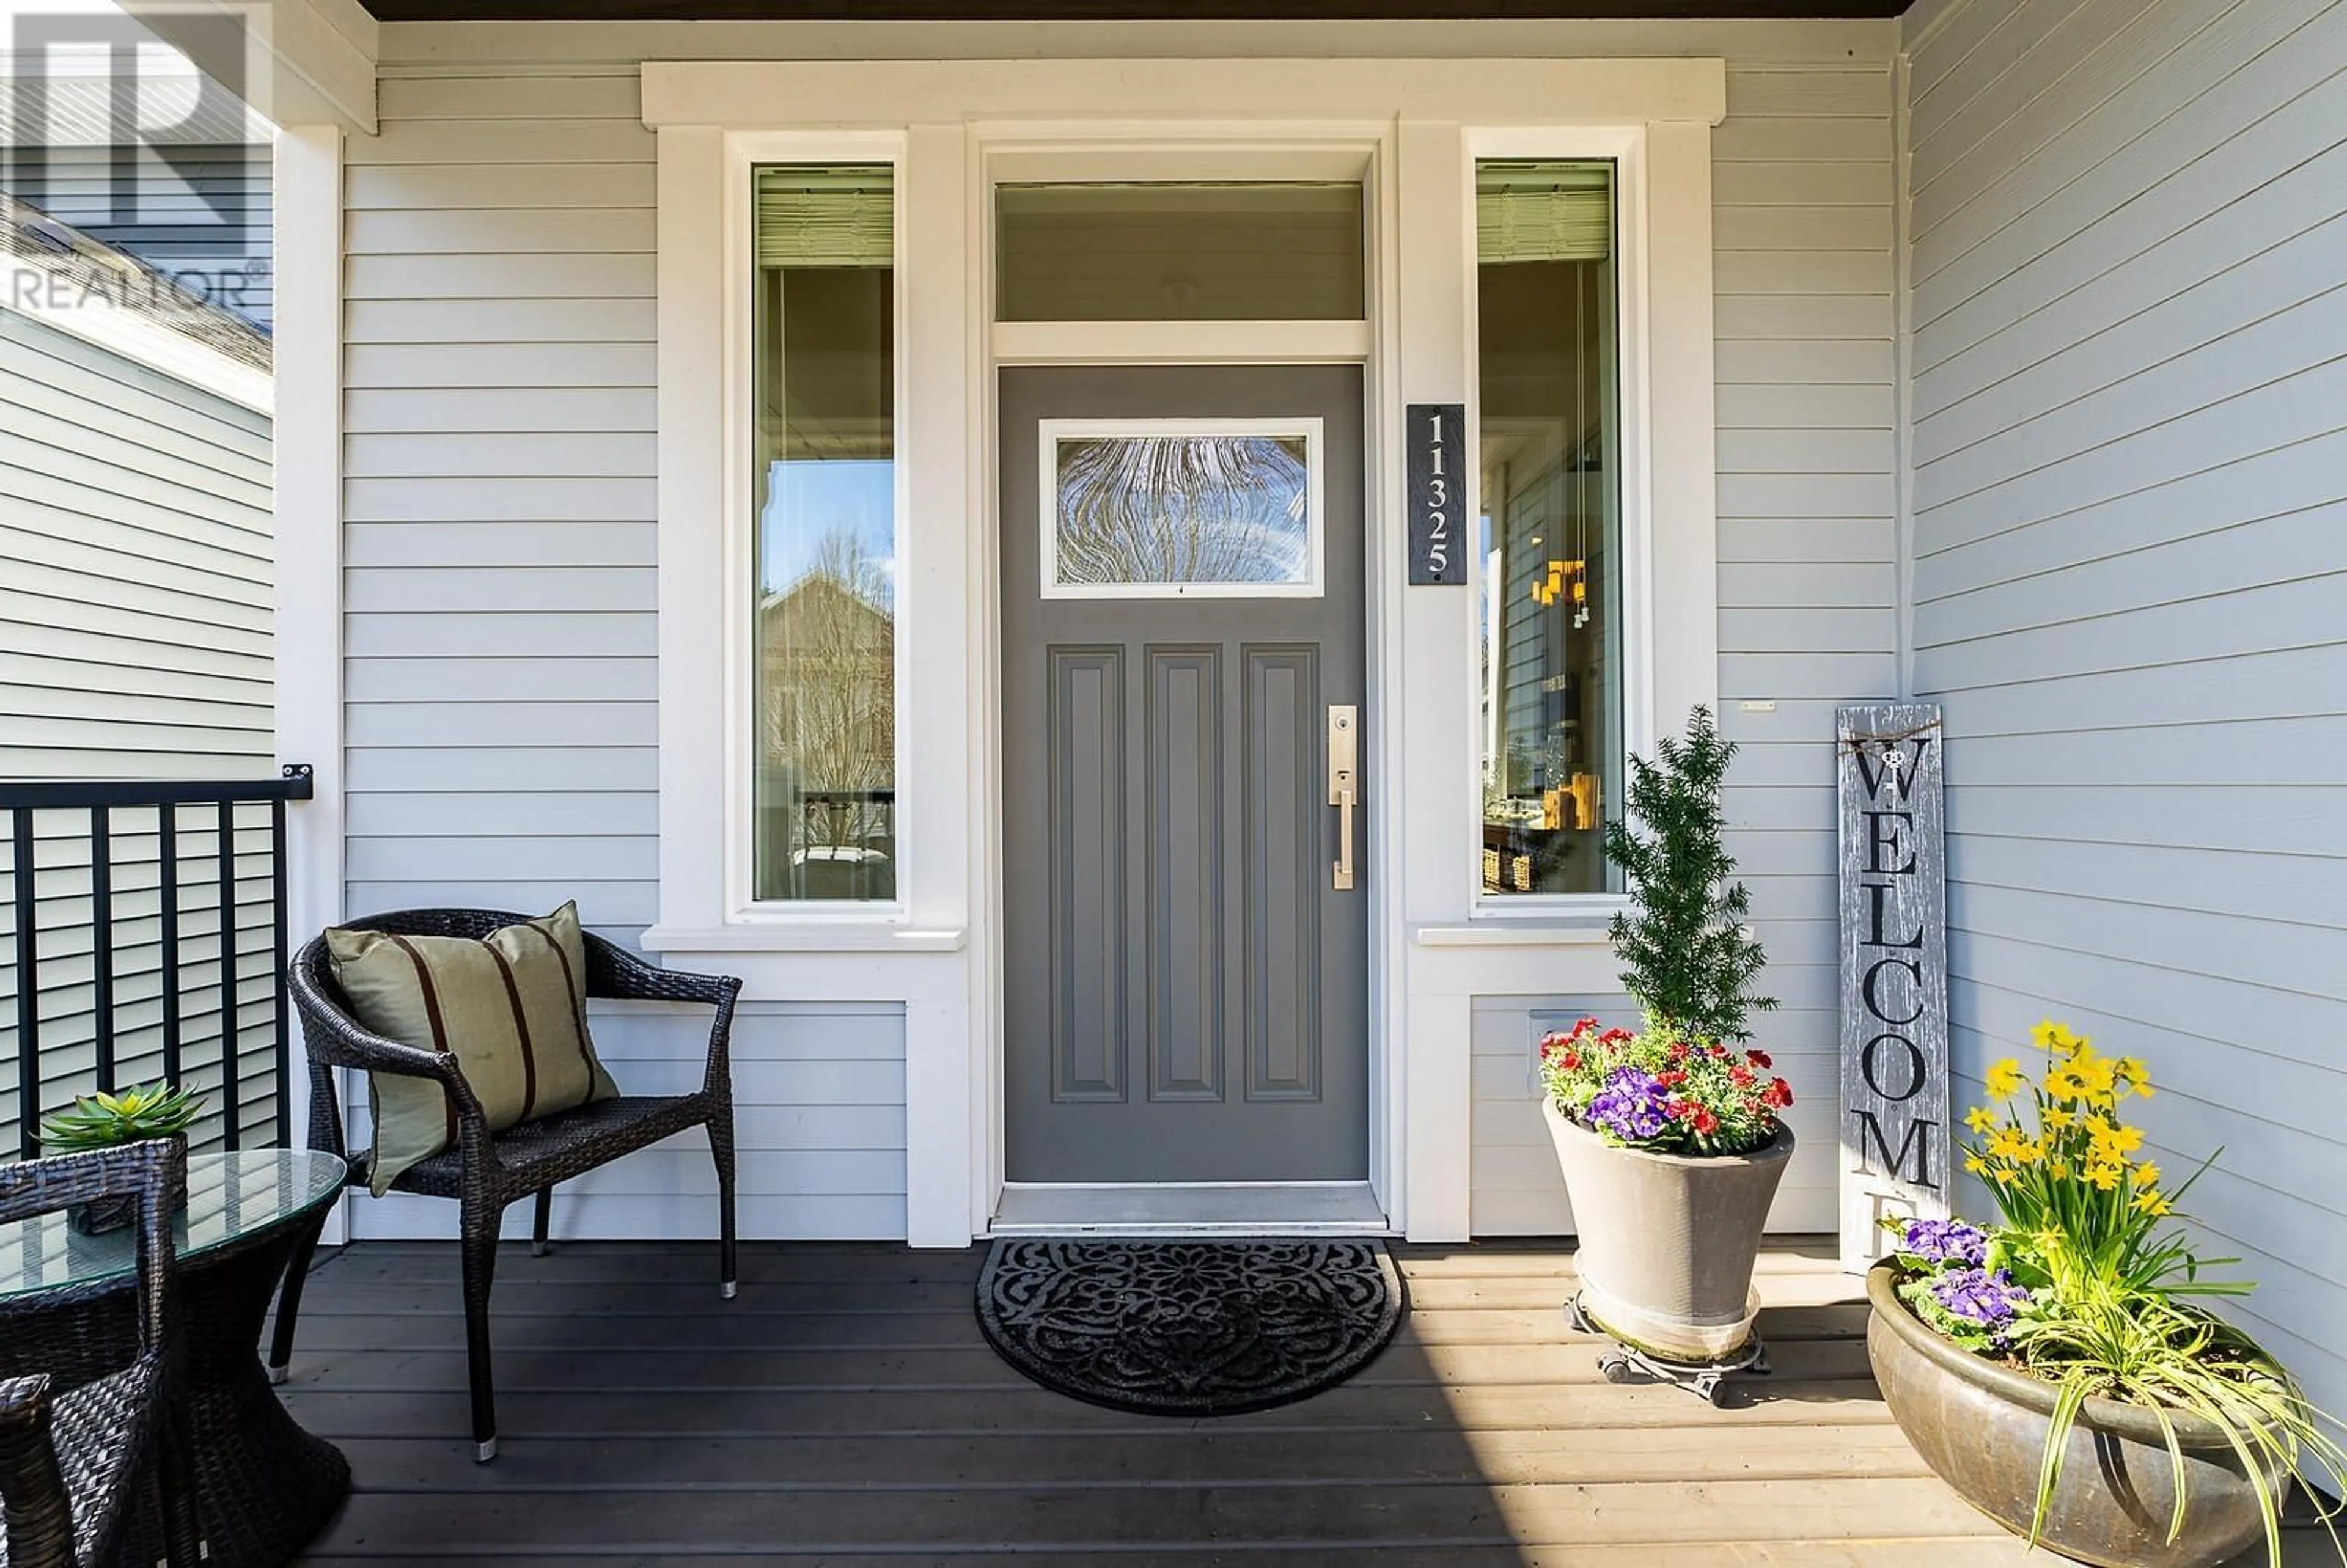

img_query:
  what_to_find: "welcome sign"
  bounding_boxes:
[1836,703,1951,1271]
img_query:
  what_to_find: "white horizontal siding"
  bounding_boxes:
[1904,0,2347,1424]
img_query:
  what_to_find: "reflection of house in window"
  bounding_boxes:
[756,531,895,901]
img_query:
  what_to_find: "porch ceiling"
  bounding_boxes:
[361,0,1908,21]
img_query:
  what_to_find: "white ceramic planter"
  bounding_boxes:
[1542,1096,1794,1362]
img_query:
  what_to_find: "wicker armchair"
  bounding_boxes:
[0,1140,201,1568]
[270,908,742,1462]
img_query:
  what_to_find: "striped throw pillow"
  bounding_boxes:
[326,903,620,1196]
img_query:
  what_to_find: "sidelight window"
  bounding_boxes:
[1475,159,1625,899]
[749,164,899,904]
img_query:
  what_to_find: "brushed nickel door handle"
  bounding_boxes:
[1329,705,1359,892]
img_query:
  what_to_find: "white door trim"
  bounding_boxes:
[972,126,1394,1236]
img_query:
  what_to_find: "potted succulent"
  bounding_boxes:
[40,1080,205,1234]
[1869,1022,2345,1568]
[1537,706,1791,1367]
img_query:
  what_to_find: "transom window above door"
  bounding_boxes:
[995,181,1365,321]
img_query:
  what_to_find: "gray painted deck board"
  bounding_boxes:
[270,1240,2322,1564]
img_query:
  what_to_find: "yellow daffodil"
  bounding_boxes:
[2044,1065,2090,1101]
[2031,1018,2064,1052]
[2042,1104,2074,1129]
[1964,1106,1999,1135]
[2132,1162,2161,1189]
[1985,1058,2027,1099]
[2089,1123,2144,1160]
[1988,1128,2041,1165]
[2049,1161,2071,1179]
[2132,1189,2172,1217]
[2085,1161,2124,1191]
[1964,1154,1988,1177]
[2080,1060,2118,1104]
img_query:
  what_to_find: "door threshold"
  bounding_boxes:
[989,1181,1391,1237]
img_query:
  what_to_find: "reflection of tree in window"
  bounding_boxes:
[1054,435,1310,587]
[760,529,895,894]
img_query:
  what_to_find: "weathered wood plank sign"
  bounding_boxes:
[1405,401,1466,586]
[1836,702,1950,1272]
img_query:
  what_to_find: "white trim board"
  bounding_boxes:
[642,58,1727,128]
[991,1182,1391,1237]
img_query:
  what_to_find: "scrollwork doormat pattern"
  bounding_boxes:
[975,1237,1405,1416]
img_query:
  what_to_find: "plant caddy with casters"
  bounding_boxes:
[1538,706,1790,1405]
[1871,1023,2345,1568]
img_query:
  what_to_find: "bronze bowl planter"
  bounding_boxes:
[1866,1261,2294,1568]
[1542,1096,1793,1363]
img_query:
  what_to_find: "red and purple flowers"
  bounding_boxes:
[1539,1016,1791,1156]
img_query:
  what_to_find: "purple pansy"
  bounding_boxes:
[1900,1218,1988,1268]
[1930,1266,2033,1332]
[1585,1067,1673,1143]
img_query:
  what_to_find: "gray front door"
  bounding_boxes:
[1001,364,1370,1184]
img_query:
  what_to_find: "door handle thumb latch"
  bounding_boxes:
[1329,705,1359,892]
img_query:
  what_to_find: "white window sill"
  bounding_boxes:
[639,924,968,955]
[1411,922,1615,948]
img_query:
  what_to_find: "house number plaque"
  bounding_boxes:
[1406,402,1467,586]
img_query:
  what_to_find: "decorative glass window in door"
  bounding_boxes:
[750,164,898,903]
[1475,159,1625,897]
[1039,418,1326,598]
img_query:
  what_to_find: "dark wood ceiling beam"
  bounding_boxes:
[365,1,1906,23]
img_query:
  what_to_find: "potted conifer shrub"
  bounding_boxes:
[1538,706,1792,1373]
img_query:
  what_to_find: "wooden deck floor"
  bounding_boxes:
[276,1239,2321,1565]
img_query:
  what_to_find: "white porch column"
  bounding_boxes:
[1395,119,1475,1244]
[901,121,976,1248]
[273,120,347,1240]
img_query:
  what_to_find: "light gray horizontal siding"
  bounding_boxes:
[0,309,273,777]
[7,144,274,329]
[1904,0,2347,1423]
[349,1004,910,1242]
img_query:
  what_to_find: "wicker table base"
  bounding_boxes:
[122,1210,351,1567]
[0,1154,351,1568]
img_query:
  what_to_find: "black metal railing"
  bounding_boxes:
[1,766,313,1158]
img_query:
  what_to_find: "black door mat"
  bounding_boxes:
[975,1236,1405,1417]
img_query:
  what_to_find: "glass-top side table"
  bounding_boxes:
[0,1149,346,1302]
[0,1147,353,1567]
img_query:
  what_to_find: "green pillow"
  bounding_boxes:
[326,903,620,1196]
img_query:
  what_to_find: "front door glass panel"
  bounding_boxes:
[1040,419,1326,598]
